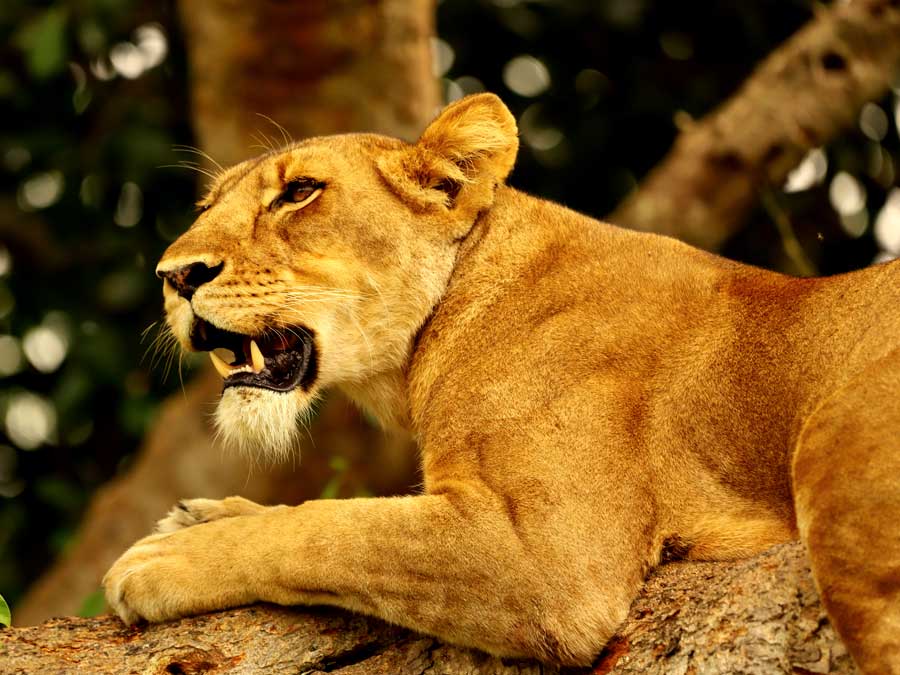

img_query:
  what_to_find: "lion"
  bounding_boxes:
[103,93,900,672]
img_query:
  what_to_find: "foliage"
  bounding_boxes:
[320,456,351,501]
[0,592,10,626]
[0,0,898,607]
[77,587,105,618]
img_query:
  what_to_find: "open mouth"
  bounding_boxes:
[190,318,317,392]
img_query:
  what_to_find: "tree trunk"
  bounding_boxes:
[13,0,436,626]
[0,543,857,675]
[610,0,900,251]
[181,0,437,163]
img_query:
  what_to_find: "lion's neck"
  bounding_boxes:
[336,186,535,434]
[338,368,412,432]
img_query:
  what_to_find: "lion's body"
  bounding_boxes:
[104,95,900,672]
[413,184,898,559]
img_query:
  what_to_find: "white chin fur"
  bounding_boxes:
[214,386,308,462]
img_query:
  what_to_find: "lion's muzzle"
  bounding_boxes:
[192,318,318,392]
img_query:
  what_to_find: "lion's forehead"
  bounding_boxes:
[204,133,404,206]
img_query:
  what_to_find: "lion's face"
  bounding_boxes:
[156,94,518,457]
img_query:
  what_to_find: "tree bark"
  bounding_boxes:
[0,543,857,675]
[610,0,900,251]
[181,0,438,163]
[14,0,436,626]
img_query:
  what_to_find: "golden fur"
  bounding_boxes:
[104,94,900,672]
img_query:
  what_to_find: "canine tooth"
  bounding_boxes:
[209,351,232,378]
[250,339,265,373]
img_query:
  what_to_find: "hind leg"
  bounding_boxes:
[793,349,900,674]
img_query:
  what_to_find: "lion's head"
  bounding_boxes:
[156,94,518,456]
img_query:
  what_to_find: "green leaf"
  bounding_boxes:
[16,8,69,80]
[320,456,350,499]
[319,475,342,500]
[0,593,10,627]
[78,588,105,618]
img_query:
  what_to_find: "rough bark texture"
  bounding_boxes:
[181,0,439,161]
[0,543,857,675]
[14,0,436,626]
[610,0,900,251]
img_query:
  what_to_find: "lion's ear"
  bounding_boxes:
[377,93,519,212]
[417,93,519,188]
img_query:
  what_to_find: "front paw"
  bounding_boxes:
[103,519,258,624]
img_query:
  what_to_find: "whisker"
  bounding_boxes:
[276,291,370,302]
[172,144,225,173]
[250,130,278,154]
[140,321,159,341]
[279,288,367,297]
[158,162,219,182]
[255,113,292,148]
[160,331,182,383]
[142,322,180,374]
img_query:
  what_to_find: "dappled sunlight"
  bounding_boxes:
[784,148,827,193]
[98,23,168,81]
[17,171,64,211]
[503,55,551,97]
[859,102,889,142]
[22,319,68,375]
[114,182,143,228]
[874,188,900,256]
[0,337,23,377]
[431,37,455,79]
[830,171,868,237]
[519,103,563,151]
[4,392,56,451]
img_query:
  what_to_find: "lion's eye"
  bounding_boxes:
[274,179,324,209]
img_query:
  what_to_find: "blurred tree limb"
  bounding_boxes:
[1,544,857,674]
[611,0,900,251]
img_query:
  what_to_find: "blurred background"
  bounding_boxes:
[1,0,898,622]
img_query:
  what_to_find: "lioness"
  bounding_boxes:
[104,94,900,672]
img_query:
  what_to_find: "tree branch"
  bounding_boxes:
[611,0,900,250]
[0,543,857,674]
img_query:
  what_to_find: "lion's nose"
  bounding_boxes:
[157,261,224,301]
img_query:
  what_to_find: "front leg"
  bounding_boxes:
[103,490,635,666]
